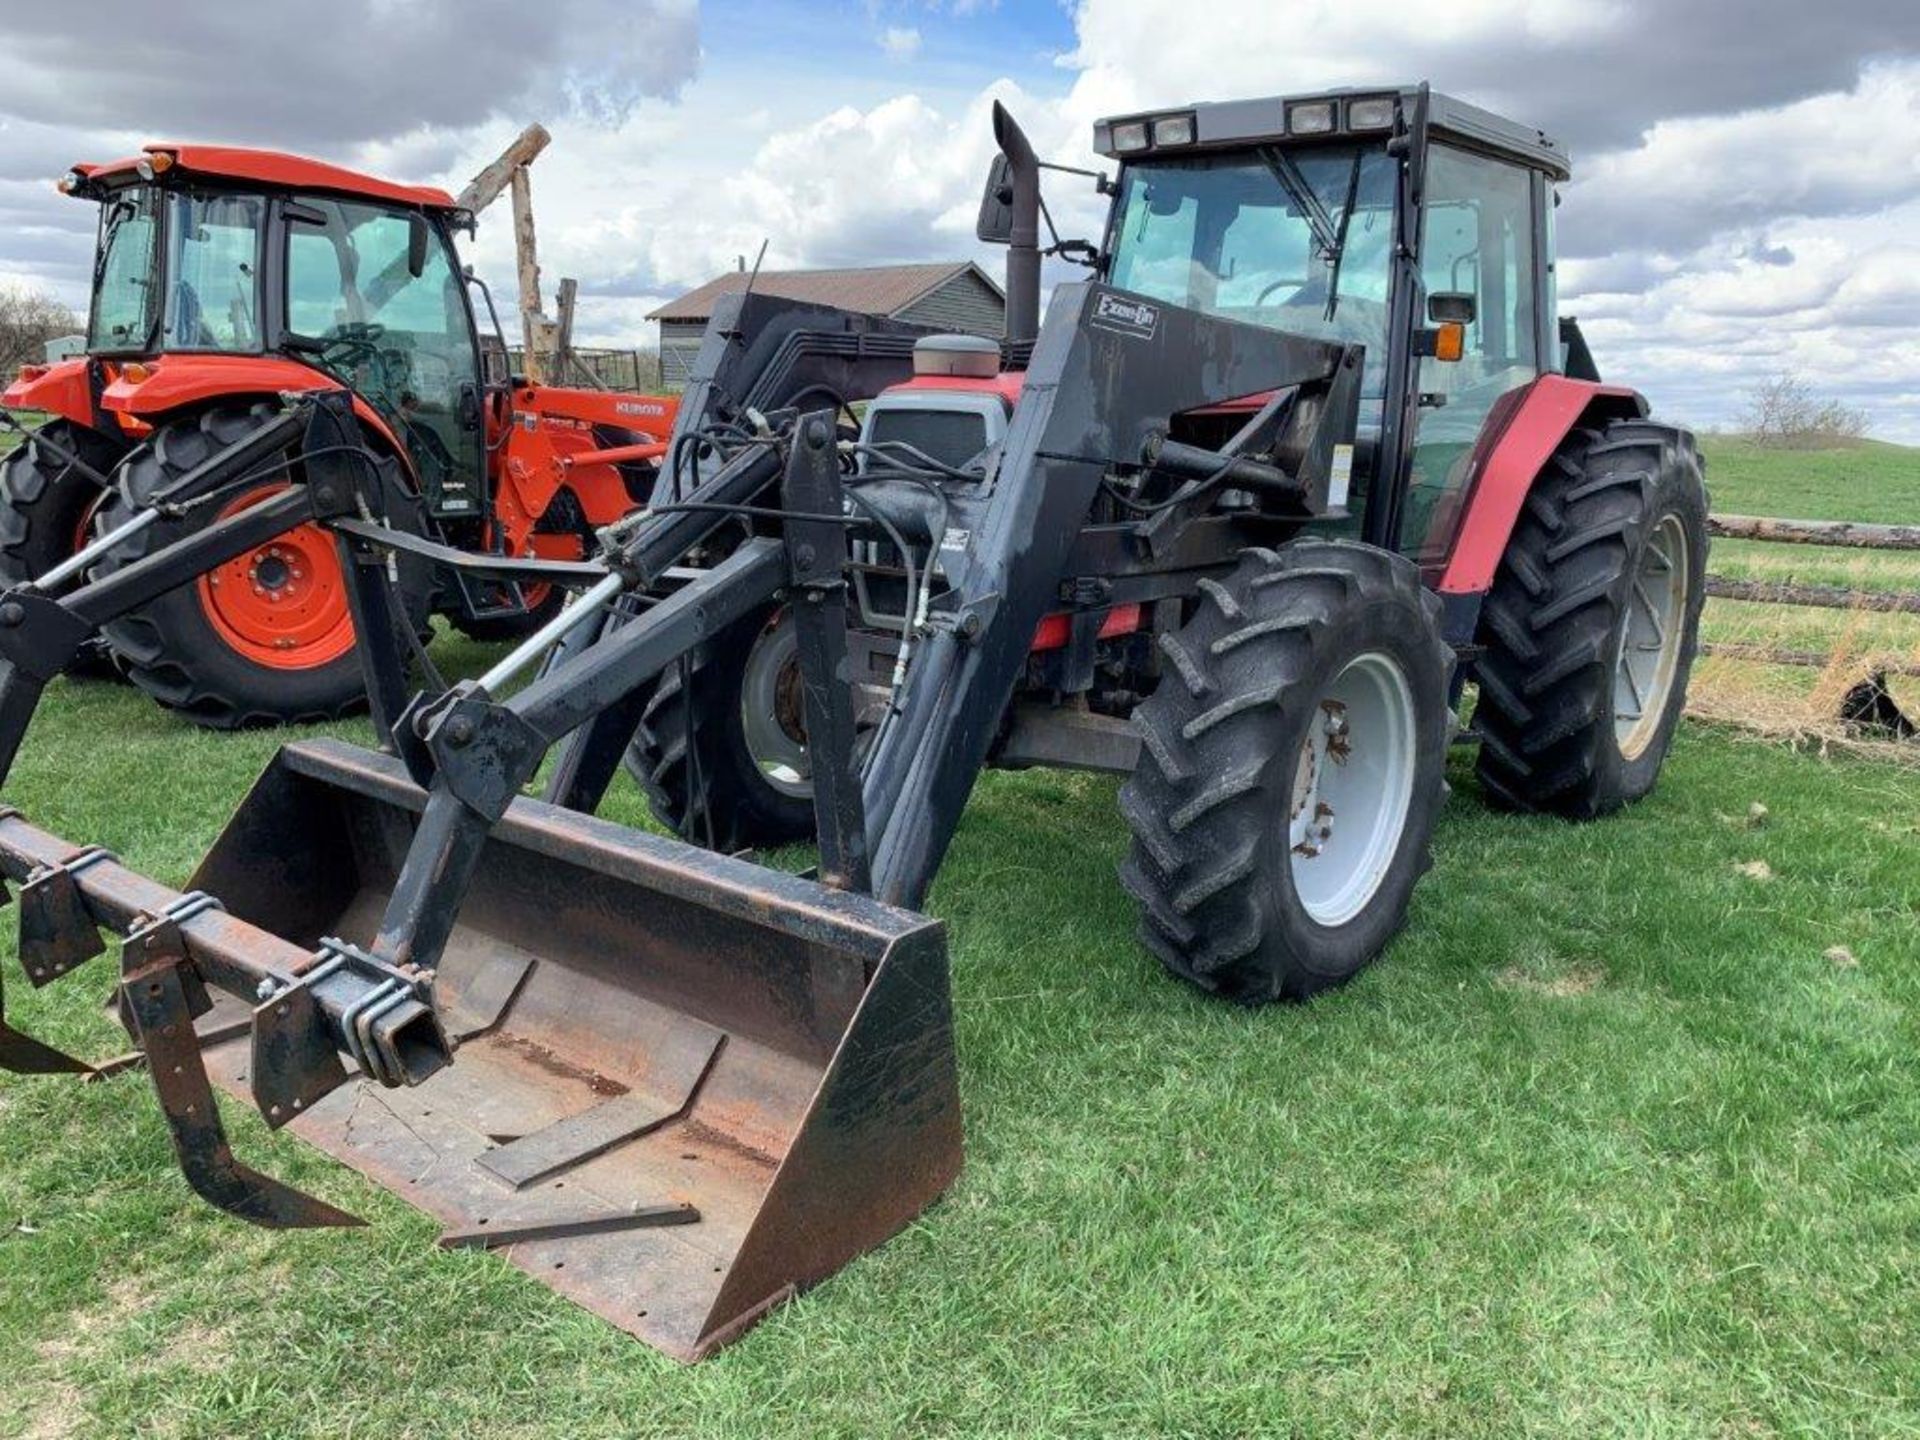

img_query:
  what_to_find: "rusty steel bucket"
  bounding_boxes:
[6,737,962,1361]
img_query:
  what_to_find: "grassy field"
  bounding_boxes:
[0,437,1915,1437]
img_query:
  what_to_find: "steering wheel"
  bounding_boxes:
[1255,277,1308,307]
[319,320,387,362]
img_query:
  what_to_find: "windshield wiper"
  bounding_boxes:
[92,201,134,287]
[1257,148,1340,261]
[1322,150,1365,323]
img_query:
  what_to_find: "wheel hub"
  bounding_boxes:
[197,484,356,669]
[1287,652,1419,928]
[1614,512,1690,760]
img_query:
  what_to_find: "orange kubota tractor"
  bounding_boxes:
[0,144,677,726]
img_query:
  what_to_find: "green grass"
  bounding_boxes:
[2,649,1919,1436]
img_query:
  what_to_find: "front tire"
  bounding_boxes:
[624,605,817,852]
[1120,541,1453,1003]
[1472,418,1707,817]
[93,403,429,729]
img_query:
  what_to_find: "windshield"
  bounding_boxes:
[87,187,161,352]
[1107,145,1397,403]
[160,193,265,350]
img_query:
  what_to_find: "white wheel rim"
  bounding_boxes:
[1614,513,1689,761]
[737,613,812,797]
[1288,651,1419,928]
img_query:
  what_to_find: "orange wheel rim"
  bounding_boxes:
[196,483,356,670]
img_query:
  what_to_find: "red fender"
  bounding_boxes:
[2,358,98,431]
[1435,374,1646,596]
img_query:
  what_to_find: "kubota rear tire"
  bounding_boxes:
[1120,541,1453,1003]
[91,403,430,729]
[624,604,816,853]
[1472,418,1707,817]
[0,419,127,675]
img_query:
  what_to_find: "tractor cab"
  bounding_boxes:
[972,86,1574,574]
[59,147,487,518]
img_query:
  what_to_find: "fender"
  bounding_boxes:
[1435,373,1645,596]
[91,354,412,475]
[2,358,100,432]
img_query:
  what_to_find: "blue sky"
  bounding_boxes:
[3,1,1920,436]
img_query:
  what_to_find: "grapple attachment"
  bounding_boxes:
[22,737,960,1361]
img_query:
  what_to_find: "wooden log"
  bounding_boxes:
[554,277,603,389]
[456,123,552,216]
[1705,577,1920,614]
[1704,642,1920,678]
[510,166,549,384]
[1709,514,1920,551]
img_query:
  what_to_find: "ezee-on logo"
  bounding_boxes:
[1092,292,1160,339]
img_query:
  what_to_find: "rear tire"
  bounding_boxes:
[0,419,127,676]
[1472,418,1707,817]
[93,403,430,729]
[623,605,816,852]
[1120,541,1453,1003]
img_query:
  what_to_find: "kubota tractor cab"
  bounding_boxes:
[0,144,676,726]
[0,87,1706,1360]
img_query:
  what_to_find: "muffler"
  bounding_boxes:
[180,738,961,1360]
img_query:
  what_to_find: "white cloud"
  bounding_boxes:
[5,1,1920,439]
[880,26,923,61]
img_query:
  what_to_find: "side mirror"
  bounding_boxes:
[407,213,431,279]
[1428,291,1476,326]
[976,154,1015,245]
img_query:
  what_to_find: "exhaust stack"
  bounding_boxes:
[992,101,1041,346]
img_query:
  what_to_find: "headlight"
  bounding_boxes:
[1287,101,1336,136]
[1151,113,1195,147]
[1346,97,1396,131]
[1111,120,1150,152]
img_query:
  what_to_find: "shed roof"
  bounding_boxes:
[650,261,1002,323]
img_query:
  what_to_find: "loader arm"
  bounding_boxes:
[861,282,1362,906]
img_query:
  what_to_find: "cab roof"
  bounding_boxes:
[73,144,458,211]
[1094,85,1571,181]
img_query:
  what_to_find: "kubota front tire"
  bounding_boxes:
[624,604,816,853]
[1120,541,1453,1003]
[0,418,127,675]
[1472,418,1707,817]
[92,403,429,729]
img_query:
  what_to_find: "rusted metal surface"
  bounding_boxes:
[119,917,363,1230]
[479,1015,723,1189]
[5,737,961,1361]
[1710,513,1920,552]
[438,1202,700,1251]
[1705,577,1920,615]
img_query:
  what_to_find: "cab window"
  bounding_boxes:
[1401,145,1542,563]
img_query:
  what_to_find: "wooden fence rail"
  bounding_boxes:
[1708,514,1920,551]
[1701,510,1918,739]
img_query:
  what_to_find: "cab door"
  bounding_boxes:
[282,199,485,517]
[1398,146,1545,565]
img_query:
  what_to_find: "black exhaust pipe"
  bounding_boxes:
[991,101,1041,346]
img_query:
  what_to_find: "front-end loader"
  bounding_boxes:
[0,84,1705,1360]
[0,143,677,726]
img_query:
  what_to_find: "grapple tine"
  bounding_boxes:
[120,920,364,1231]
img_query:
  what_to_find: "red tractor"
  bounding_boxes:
[0,144,677,726]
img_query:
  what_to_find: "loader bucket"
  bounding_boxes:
[176,738,961,1360]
